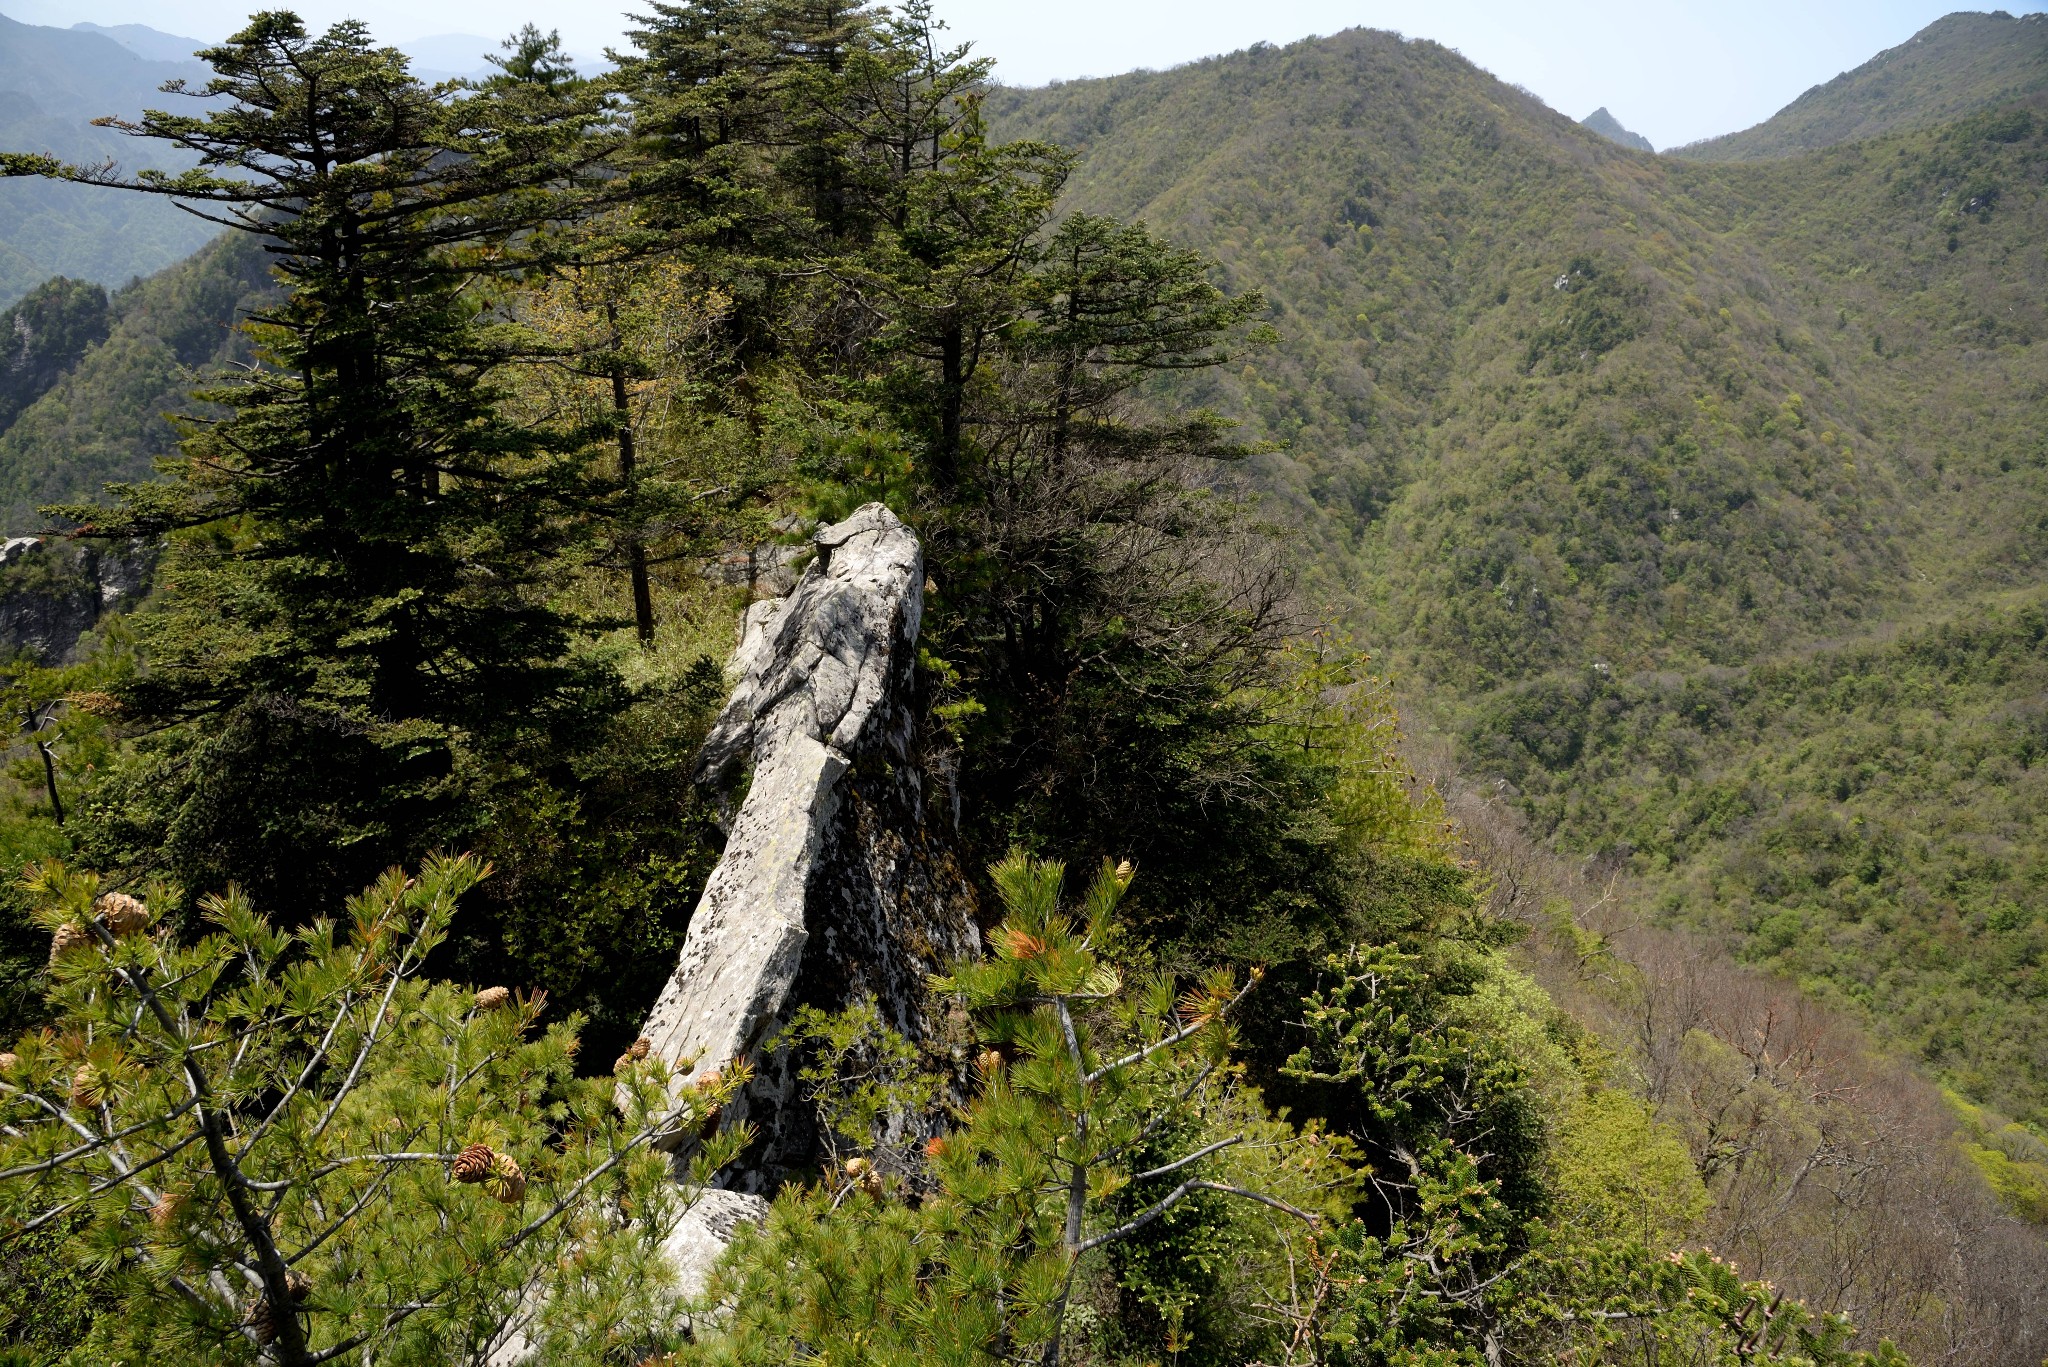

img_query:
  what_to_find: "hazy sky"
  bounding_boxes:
[6,0,2044,149]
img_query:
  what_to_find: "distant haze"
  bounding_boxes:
[4,0,2046,147]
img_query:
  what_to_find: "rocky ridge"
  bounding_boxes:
[648,499,975,1171]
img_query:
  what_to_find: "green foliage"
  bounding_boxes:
[692,852,1347,1367]
[991,13,2048,1147]
[1278,946,1904,1367]
[1470,601,2048,1128]
[0,279,109,436]
[617,0,1370,1009]
[1549,1090,1708,1248]
[1949,1091,2048,1224]
[0,853,749,1364]
[0,233,272,527]
[0,647,125,1045]
[1282,945,1548,1324]
[21,15,633,917]
[0,8,2013,1359]
[0,1221,100,1356]
[700,856,1907,1367]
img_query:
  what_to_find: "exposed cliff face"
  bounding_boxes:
[492,507,973,1363]
[634,502,978,1186]
[0,536,151,662]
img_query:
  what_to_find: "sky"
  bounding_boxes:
[6,0,2045,149]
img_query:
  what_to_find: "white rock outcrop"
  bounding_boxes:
[500,504,974,1362]
[635,503,977,1169]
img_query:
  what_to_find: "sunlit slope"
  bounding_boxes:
[993,28,2048,1123]
[999,33,2024,675]
[1671,10,2048,161]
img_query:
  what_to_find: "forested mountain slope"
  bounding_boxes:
[1672,10,2048,161]
[0,12,2041,1362]
[0,13,216,306]
[990,21,2048,1129]
[0,232,267,528]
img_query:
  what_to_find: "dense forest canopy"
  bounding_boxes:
[989,15,2048,1137]
[0,5,2040,1365]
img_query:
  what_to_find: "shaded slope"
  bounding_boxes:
[0,276,109,432]
[0,233,271,529]
[1671,10,2048,161]
[991,27,2048,1126]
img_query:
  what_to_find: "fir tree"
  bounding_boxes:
[4,13,624,910]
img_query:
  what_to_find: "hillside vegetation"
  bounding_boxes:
[0,10,2043,1364]
[990,16,2048,1132]
[0,233,268,528]
[1672,10,2048,160]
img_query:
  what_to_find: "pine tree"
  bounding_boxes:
[5,13,624,909]
[0,853,748,1365]
[692,852,1343,1367]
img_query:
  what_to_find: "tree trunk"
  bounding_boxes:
[937,324,964,493]
[606,299,655,646]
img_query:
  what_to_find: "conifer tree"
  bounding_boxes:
[3,13,623,909]
[693,853,1343,1367]
[0,853,747,1365]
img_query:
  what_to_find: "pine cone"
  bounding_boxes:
[474,985,512,1013]
[613,1036,654,1074]
[0,1051,17,1075]
[47,922,92,966]
[486,1153,526,1205]
[842,1157,884,1197]
[690,1068,725,1133]
[243,1280,308,1346]
[148,1191,182,1228]
[95,892,149,937]
[975,1048,1005,1080]
[246,1298,280,1346]
[69,1064,100,1109]
[451,1142,497,1185]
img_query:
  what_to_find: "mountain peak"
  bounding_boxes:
[1672,9,2048,161]
[1580,106,1653,152]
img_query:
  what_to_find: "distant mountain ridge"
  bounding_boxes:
[0,16,625,306]
[1581,106,1652,151]
[1671,9,2048,160]
[68,20,206,63]
[0,11,216,307]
